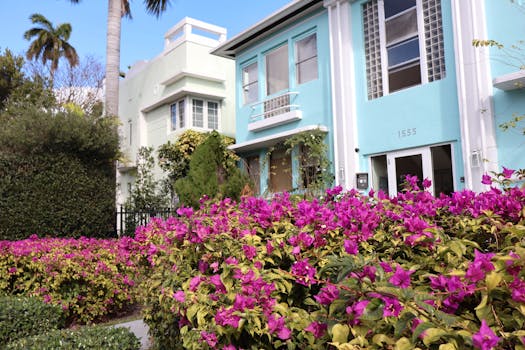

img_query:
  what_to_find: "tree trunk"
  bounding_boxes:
[104,0,121,116]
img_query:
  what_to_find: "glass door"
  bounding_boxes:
[386,147,432,196]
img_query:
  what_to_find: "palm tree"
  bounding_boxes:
[24,13,79,84]
[68,0,172,116]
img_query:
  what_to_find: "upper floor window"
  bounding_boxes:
[266,44,289,95]
[242,62,258,105]
[192,98,220,130]
[363,0,445,99]
[170,100,185,130]
[296,33,318,84]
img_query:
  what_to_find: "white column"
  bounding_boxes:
[324,0,359,190]
[451,0,498,192]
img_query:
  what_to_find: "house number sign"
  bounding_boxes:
[398,128,417,138]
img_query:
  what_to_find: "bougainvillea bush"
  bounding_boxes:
[0,236,143,324]
[139,175,525,350]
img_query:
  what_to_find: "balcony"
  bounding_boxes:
[248,92,302,132]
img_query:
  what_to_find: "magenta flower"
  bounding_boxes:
[314,284,339,305]
[346,300,369,325]
[210,274,227,294]
[343,239,358,255]
[173,290,185,303]
[472,320,500,350]
[291,258,317,286]
[200,331,217,347]
[502,167,514,179]
[189,276,203,291]
[243,244,257,260]
[389,265,415,289]
[382,296,403,317]
[215,307,241,328]
[481,174,492,185]
[466,250,495,282]
[268,314,291,340]
[305,321,327,338]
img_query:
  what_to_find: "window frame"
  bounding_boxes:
[265,43,290,96]
[169,99,186,131]
[241,61,259,105]
[378,0,428,94]
[190,97,221,130]
[294,32,319,85]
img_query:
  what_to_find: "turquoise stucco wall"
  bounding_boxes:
[233,9,334,194]
[484,0,525,171]
[350,0,465,190]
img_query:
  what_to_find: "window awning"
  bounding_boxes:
[229,125,328,153]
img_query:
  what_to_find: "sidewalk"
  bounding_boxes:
[114,319,151,350]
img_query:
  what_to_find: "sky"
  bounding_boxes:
[0,0,291,71]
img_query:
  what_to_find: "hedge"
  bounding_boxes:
[0,296,65,345]
[0,152,115,240]
[4,325,141,350]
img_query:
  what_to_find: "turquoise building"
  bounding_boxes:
[214,0,524,196]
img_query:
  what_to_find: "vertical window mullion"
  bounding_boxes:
[378,0,390,95]
[416,0,428,84]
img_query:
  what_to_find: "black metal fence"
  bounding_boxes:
[115,207,174,237]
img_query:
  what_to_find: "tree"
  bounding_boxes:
[68,0,173,117]
[23,13,79,84]
[174,131,249,208]
[0,48,55,114]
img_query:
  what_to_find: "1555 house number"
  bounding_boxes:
[398,128,417,138]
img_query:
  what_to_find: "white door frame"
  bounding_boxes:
[386,146,433,196]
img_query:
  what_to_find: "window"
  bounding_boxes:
[296,33,318,84]
[207,101,218,130]
[363,0,445,99]
[266,44,289,95]
[300,145,321,189]
[242,62,258,105]
[192,99,204,128]
[187,98,220,129]
[170,100,185,130]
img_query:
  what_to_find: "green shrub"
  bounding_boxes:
[5,325,141,350]
[0,108,119,240]
[0,296,65,345]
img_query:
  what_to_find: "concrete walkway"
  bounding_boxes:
[114,319,151,350]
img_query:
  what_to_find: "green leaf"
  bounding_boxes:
[422,328,447,346]
[412,322,434,342]
[372,334,395,346]
[485,271,502,291]
[439,343,457,350]
[331,324,350,344]
[394,337,413,350]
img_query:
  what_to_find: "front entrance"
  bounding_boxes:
[371,144,454,197]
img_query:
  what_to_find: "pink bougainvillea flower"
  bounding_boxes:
[215,307,241,328]
[466,250,495,282]
[173,290,185,303]
[379,261,393,273]
[422,178,432,189]
[305,321,327,338]
[382,296,403,317]
[343,239,359,255]
[225,256,238,265]
[389,265,415,289]
[200,331,217,347]
[268,314,291,340]
[502,167,514,179]
[314,284,339,305]
[210,274,227,294]
[346,300,369,325]
[472,320,500,350]
[223,345,236,350]
[243,245,257,260]
[189,276,203,291]
[291,258,317,286]
[481,174,493,185]
[510,279,525,303]
[266,241,274,255]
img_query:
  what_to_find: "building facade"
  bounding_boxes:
[117,17,235,206]
[214,0,524,196]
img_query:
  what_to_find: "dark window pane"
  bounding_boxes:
[385,8,418,45]
[394,154,422,193]
[431,144,454,196]
[387,37,420,67]
[384,0,416,18]
[389,63,421,92]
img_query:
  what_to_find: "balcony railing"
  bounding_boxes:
[250,92,299,122]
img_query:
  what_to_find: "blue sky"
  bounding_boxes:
[0,0,291,70]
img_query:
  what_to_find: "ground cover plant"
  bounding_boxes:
[137,174,525,349]
[0,235,143,324]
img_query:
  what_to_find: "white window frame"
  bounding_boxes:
[294,32,318,85]
[241,61,259,105]
[378,0,428,95]
[190,97,221,130]
[169,99,186,131]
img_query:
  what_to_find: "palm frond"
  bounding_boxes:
[144,0,171,17]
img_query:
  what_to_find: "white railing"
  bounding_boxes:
[250,92,299,122]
